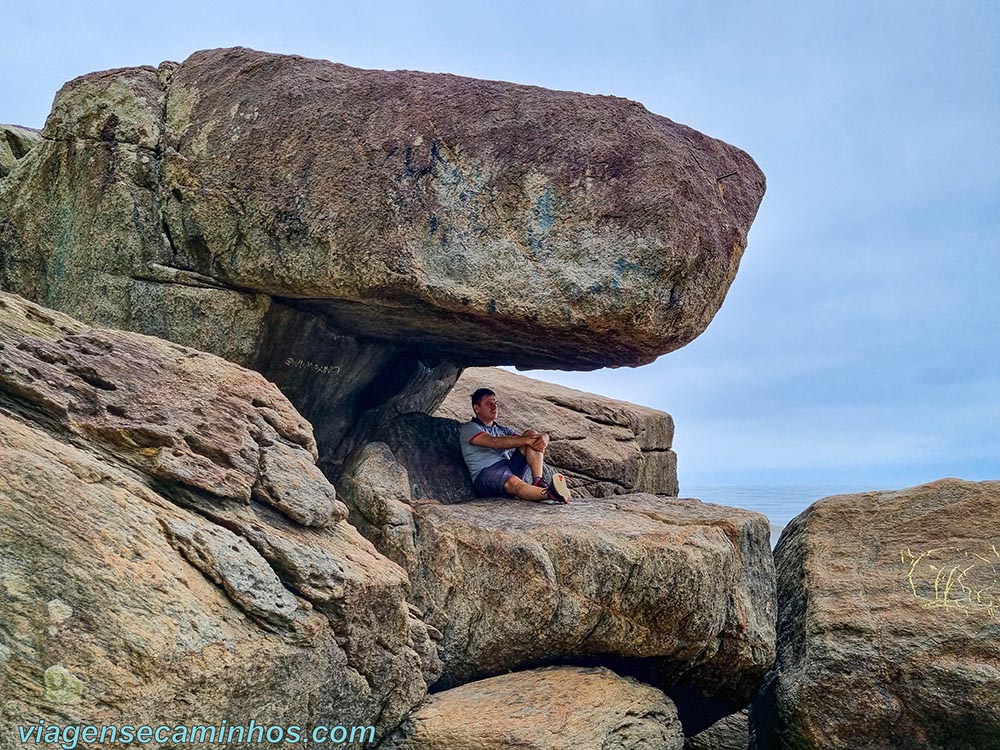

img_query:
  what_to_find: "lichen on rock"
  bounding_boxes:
[43,666,83,705]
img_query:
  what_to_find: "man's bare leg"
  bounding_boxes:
[519,432,549,481]
[503,475,550,502]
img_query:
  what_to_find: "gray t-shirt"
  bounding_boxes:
[459,420,520,481]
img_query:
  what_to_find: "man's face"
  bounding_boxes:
[474,395,498,424]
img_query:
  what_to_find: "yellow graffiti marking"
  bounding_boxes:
[901,545,1000,619]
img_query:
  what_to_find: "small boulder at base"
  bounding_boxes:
[687,710,749,750]
[752,479,1000,750]
[381,665,685,750]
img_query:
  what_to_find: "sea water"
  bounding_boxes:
[682,484,878,548]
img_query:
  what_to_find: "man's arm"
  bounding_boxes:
[506,424,547,451]
[470,430,546,451]
[469,432,532,450]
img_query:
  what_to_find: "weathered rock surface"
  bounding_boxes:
[0,292,344,527]
[339,434,774,710]
[1,46,763,368]
[411,495,774,701]
[687,710,749,750]
[436,366,678,496]
[339,440,423,572]
[345,413,476,508]
[0,124,41,178]
[752,479,1000,750]
[339,400,677,571]
[0,47,764,474]
[0,293,438,741]
[383,666,685,749]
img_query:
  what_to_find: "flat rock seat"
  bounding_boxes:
[436,366,678,497]
[409,493,775,699]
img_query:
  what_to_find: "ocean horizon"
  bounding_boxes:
[681,484,882,548]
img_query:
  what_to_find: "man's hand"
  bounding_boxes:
[522,430,548,452]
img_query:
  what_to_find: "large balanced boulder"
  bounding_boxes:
[752,479,1000,750]
[0,124,41,178]
[436,366,678,496]
[0,292,439,742]
[0,47,764,475]
[382,666,685,750]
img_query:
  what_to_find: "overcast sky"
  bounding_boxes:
[3,1,997,490]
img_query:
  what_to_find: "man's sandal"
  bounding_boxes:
[546,473,571,504]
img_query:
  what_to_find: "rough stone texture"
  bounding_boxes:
[382,666,684,750]
[411,494,774,702]
[338,441,421,572]
[687,711,749,750]
[0,291,344,527]
[0,47,764,475]
[0,46,766,368]
[338,435,775,710]
[0,293,439,742]
[0,124,41,179]
[752,479,1000,750]
[157,47,765,369]
[248,301,462,476]
[436,366,678,496]
[358,413,475,505]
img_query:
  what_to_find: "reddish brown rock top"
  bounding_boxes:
[8,46,765,370]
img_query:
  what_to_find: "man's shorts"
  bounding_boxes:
[472,452,531,497]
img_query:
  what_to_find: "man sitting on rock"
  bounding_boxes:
[459,387,571,504]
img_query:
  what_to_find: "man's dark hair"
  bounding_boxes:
[471,388,495,407]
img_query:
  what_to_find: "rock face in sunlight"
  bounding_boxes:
[436,366,678,497]
[752,479,1000,750]
[0,46,764,476]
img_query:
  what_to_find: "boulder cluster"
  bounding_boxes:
[1,47,995,750]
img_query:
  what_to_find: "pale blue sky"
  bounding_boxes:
[3,1,998,490]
